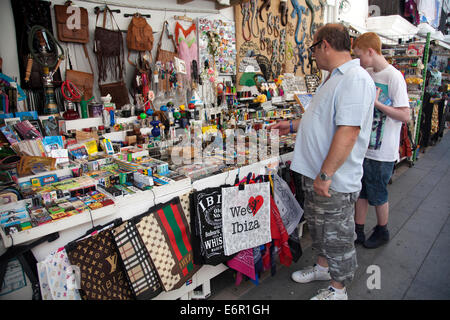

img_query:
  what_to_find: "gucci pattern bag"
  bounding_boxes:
[66,229,134,300]
[135,196,199,291]
[112,220,162,300]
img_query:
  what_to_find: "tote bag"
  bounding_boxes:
[272,173,303,235]
[135,196,199,291]
[191,186,234,265]
[66,229,134,300]
[221,182,271,256]
[112,220,162,300]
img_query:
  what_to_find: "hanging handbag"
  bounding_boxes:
[156,21,178,65]
[190,186,235,266]
[271,173,304,235]
[126,15,154,66]
[221,182,272,256]
[54,2,89,44]
[66,228,134,300]
[111,220,162,300]
[65,48,94,102]
[135,195,199,292]
[94,6,125,82]
[94,6,129,107]
[37,249,82,300]
[99,81,129,108]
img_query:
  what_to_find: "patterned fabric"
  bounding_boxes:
[269,196,292,267]
[112,221,162,300]
[37,262,53,300]
[175,22,198,77]
[272,173,303,235]
[179,192,192,231]
[37,249,81,300]
[301,176,358,286]
[136,197,199,291]
[226,248,255,284]
[66,229,134,300]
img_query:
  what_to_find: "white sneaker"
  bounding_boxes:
[310,286,348,300]
[291,264,332,283]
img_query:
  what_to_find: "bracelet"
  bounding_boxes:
[289,120,294,133]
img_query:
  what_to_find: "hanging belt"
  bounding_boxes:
[241,1,252,42]
[260,27,266,51]
[273,16,280,38]
[250,0,260,38]
[266,12,273,35]
[259,0,271,22]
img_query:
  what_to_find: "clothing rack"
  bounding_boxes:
[93,6,120,14]
[124,13,151,18]
[80,0,220,15]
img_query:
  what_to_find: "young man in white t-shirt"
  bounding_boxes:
[352,32,410,249]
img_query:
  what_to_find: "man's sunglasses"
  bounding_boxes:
[309,39,323,53]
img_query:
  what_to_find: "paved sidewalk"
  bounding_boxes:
[210,130,450,300]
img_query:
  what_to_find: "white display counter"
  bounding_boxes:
[1,152,294,300]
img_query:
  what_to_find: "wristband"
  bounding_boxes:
[289,120,294,133]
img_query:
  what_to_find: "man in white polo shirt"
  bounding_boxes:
[269,23,375,300]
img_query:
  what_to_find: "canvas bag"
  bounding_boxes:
[191,186,234,266]
[221,182,271,256]
[66,229,134,300]
[271,173,304,235]
[126,15,154,66]
[54,2,89,44]
[135,196,199,292]
[37,249,82,300]
[112,220,162,300]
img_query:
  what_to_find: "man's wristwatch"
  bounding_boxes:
[319,171,332,181]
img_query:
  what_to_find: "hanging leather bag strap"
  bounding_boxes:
[157,21,178,55]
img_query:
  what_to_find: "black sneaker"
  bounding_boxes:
[355,229,366,245]
[363,225,390,249]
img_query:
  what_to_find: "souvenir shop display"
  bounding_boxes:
[0,0,328,301]
[198,18,237,75]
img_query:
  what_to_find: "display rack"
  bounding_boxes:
[413,33,431,162]
[382,32,432,165]
[0,202,118,248]
[0,153,293,300]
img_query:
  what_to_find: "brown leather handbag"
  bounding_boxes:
[94,6,125,82]
[156,21,178,65]
[54,2,89,44]
[65,47,94,102]
[99,81,129,108]
[126,15,154,66]
[94,7,129,107]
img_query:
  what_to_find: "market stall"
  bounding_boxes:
[0,0,320,300]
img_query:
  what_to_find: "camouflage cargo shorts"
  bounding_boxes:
[301,175,359,286]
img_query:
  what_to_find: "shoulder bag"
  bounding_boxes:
[54,2,89,44]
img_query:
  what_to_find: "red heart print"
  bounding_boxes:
[248,196,264,216]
